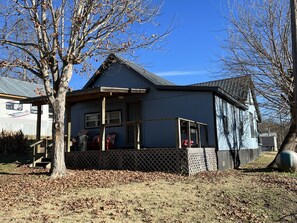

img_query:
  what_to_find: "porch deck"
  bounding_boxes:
[65,147,217,176]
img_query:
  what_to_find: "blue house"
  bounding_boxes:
[67,54,261,170]
[23,54,261,173]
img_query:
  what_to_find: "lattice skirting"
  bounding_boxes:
[65,147,217,175]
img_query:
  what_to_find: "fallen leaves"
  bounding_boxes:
[0,153,296,222]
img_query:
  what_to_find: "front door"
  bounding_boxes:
[126,101,142,145]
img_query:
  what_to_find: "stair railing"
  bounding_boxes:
[29,139,43,167]
[44,137,53,158]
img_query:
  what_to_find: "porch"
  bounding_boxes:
[65,117,217,175]
[22,86,218,175]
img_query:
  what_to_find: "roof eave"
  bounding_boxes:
[21,86,148,105]
[0,93,28,100]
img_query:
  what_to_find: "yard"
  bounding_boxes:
[0,152,296,223]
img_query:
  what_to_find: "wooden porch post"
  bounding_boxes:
[176,118,181,148]
[36,105,42,140]
[134,121,140,150]
[100,97,106,151]
[66,103,72,152]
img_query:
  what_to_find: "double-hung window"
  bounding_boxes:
[85,110,121,128]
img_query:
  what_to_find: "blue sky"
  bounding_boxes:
[70,0,228,89]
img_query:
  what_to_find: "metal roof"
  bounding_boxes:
[0,76,44,98]
[192,76,251,103]
[192,76,261,122]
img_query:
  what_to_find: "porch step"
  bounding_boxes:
[41,157,51,162]
[35,157,51,169]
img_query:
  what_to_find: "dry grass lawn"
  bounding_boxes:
[0,152,296,223]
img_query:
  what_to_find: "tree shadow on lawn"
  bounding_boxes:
[238,167,279,173]
[0,171,50,176]
[0,154,32,165]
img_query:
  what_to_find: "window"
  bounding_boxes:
[85,110,121,128]
[6,102,23,111]
[85,113,100,128]
[106,110,121,126]
[249,112,256,138]
[30,105,43,114]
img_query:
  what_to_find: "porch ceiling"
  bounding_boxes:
[20,86,147,106]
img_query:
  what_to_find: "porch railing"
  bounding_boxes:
[127,117,208,149]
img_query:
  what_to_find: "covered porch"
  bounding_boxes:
[21,86,217,175]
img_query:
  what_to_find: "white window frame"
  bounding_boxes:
[85,110,122,129]
[249,112,256,138]
[85,113,100,128]
[106,110,122,126]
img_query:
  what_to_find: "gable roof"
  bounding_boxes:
[192,76,261,121]
[0,76,44,98]
[83,54,174,89]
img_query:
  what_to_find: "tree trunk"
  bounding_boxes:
[50,91,67,178]
[49,63,73,178]
[268,121,297,167]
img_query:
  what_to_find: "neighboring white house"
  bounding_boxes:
[0,77,52,137]
[259,132,278,151]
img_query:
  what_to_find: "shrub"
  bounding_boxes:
[0,130,29,155]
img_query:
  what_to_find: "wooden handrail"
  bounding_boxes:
[29,139,43,148]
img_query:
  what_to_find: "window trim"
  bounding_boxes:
[249,112,256,138]
[84,110,122,129]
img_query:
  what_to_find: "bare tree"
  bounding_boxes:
[220,0,297,166]
[0,0,170,178]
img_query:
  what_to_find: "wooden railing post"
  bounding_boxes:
[196,123,201,148]
[134,122,140,150]
[187,121,191,148]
